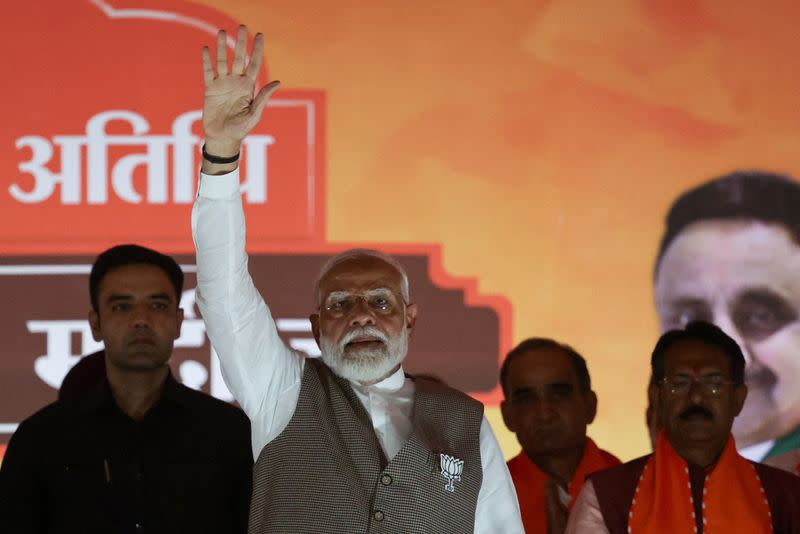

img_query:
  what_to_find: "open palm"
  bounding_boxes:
[202,26,279,155]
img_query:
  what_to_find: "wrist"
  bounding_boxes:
[202,138,241,158]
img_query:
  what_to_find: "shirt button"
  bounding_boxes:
[381,474,392,486]
[374,510,385,522]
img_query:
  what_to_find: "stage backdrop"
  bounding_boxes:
[3,0,800,465]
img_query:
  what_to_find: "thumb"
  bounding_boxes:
[251,80,281,121]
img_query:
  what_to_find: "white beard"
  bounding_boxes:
[320,324,409,383]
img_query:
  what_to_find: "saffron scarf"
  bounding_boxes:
[508,437,620,533]
[629,432,772,533]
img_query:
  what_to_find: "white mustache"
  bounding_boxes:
[340,326,389,348]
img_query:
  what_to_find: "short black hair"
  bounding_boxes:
[500,337,591,397]
[651,321,745,384]
[655,170,800,277]
[89,244,184,311]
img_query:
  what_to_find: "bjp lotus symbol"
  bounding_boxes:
[440,453,464,492]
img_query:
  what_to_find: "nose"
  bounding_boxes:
[348,297,376,327]
[130,304,152,329]
[532,397,556,422]
[713,309,754,366]
[686,379,707,404]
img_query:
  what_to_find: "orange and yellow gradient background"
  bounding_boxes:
[189,0,800,462]
[4,1,800,469]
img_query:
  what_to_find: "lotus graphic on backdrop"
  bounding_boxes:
[440,453,464,492]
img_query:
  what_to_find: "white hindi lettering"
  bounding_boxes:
[10,110,275,205]
[28,320,104,389]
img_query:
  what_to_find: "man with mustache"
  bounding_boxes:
[0,245,253,533]
[500,338,620,534]
[566,321,800,534]
[192,26,523,533]
[653,171,800,464]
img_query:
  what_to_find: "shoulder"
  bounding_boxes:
[588,454,650,486]
[584,455,651,533]
[507,451,526,469]
[175,383,249,428]
[13,401,70,433]
[598,447,623,467]
[752,460,800,530]
[753,460,800,493]
[414,375,484,413]
[6,401,71,453]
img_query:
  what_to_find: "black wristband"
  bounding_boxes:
[202,144,240,164]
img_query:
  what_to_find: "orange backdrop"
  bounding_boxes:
[184,0,800,460]
[6,0,800,463]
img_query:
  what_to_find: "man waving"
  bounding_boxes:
[192,26,523,534]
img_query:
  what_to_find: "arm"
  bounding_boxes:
[564,481,610,534]
[192,27,301,446]
[473,417,525,534]
[0,423,45,533]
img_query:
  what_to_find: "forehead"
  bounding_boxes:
[319,256,404,296]
[662,339,731,375]
[98,264,176,299]
[505,347,580,389]
[655,220,800,310]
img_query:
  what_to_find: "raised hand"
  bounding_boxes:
[201,26,280,172]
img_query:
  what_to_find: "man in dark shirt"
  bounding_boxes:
[0,244,253,534]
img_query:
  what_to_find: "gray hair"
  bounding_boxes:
[314,248,410,307]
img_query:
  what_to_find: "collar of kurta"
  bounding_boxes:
[348,364,407,394]
[510,437,620,534]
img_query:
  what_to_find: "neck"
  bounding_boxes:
[105,363,169,421]
[527,439,587,487]
[675,444,725,470]
[357,363,401,387]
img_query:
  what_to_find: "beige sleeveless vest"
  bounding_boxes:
[248,358,484,534]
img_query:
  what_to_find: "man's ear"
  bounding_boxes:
[89,309,102,342]
[648,380,660,412]
[733,383,748,417]
[584,390,598,425]
[174,307,184,340]
[310,313,320,345]
[405,303,418,332]
[500,399,517,432]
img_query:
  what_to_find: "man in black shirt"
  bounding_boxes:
[0,244,253,534]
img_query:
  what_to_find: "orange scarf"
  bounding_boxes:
[508,437,620,533]
[629,432,772,533]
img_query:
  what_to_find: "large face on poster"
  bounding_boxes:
[0,0,509,445]
[654,172,800,453]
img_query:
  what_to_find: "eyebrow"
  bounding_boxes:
[511,382,575,394]
[670,370,724,378]
[325,288,394,302]
[661,296,711,310]
[105,292,173,304]
[734,287,795,311]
